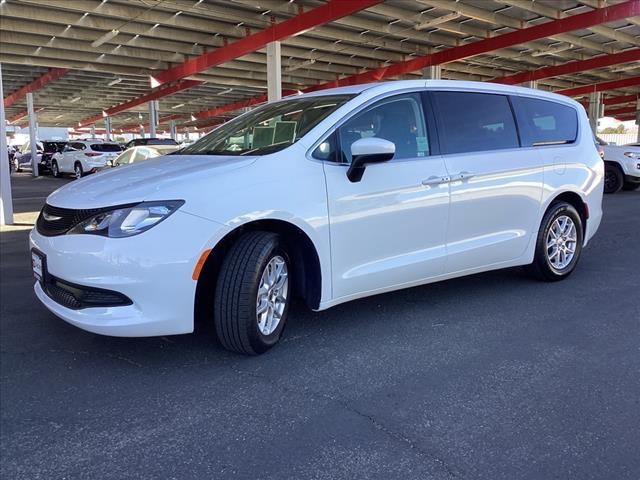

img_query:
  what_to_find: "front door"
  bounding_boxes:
[323,92,450,300]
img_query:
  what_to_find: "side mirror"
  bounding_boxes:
[347,137,395,182]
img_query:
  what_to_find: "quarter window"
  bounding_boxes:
[337,92,429,163]
[511,96,578,147]
[431,92,519,155]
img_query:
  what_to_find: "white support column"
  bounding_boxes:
[139,125,145,138]
[266,41,282,102]
[636,100,640,143]
[0,63,14,225]
[90,125,96,139]
[523,80,538,89]
[105,116,112,141]
[26,92,39,177]
[148,100,159,137]
[422,65,441,80]
[169,120,177,141]
[588,92,602,134]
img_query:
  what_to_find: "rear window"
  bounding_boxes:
[431,92,519,155]
[511,96,577,147]
[90,143,122,152]
[146,138,178,146]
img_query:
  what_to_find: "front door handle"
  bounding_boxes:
[450,171,475,182]
[421,175,450,186]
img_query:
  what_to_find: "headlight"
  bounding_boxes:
[68,200,184,238]
[623,151,640,159]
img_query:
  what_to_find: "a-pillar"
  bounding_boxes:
[0,63,14,225]
[588,92,602,134]
[267,41,282,102]
[422,65,441,80]
[26,92,39,177]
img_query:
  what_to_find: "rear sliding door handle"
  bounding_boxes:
[421,175,450,186]
[450,171,475,182]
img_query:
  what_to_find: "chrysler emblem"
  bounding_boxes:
[43,212,62,221]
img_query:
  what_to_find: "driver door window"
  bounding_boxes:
[338,93,429,163]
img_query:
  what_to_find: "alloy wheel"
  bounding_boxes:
[256,255,289,336]
[546,215,577,271]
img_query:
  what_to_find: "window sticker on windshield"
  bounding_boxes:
[416,136,429,155]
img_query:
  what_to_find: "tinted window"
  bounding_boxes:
[432,92,519,154]
[145,138,178,146]
[511,96,577,147]
[71,142,86,150]
[90,143,122,152]
[337,92,429,163]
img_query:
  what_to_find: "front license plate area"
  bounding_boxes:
[31,249,45,283]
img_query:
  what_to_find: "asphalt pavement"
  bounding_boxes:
[1,172,639,480]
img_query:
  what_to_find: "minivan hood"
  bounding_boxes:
[47,154,257,209]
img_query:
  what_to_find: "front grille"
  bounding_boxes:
[43,275,132,310]
[36,204,104,236]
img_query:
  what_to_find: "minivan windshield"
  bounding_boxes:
[180,94,355,156]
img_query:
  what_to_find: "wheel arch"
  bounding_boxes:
[194,219,323,329]
[545,190,588,238]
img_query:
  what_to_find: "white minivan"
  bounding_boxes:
[31,81,604,355]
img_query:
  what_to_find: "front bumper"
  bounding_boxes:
[30,210,228,337]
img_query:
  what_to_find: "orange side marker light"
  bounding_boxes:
[192,249,212,280]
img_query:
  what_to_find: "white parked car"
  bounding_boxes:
[31,80,603,355]
[596,137,640,193]
[50,140,122,179]
[112,144,180,167]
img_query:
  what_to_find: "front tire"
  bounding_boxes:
[604,163,623,194]
[527,201,583,282]
[13,159,21,173]
[51,161,60,178]
[214,231,291,355]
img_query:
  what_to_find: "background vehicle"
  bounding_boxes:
[596,136,640,193]
[50,140,122,179]
[123,137,178,150]
[40,141,68,175]
[12,141,42,172]
[112,144,179,167]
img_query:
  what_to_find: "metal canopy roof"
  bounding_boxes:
[1,0,639,133]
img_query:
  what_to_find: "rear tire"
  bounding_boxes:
[526,201,583,282]
[604,163,623,194]
[622,181,640,191]
[214,231,291,355]
[74,162,83,179]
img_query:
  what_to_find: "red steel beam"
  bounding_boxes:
[77,80,201,127]
[605,106,636,116]
[603,94,638,106]
[304,1,640,91]
[150,0,383,87]
[192,89,297,122]
[555,76,640,97]
[3,68,68,108]
[494,49,640,85]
